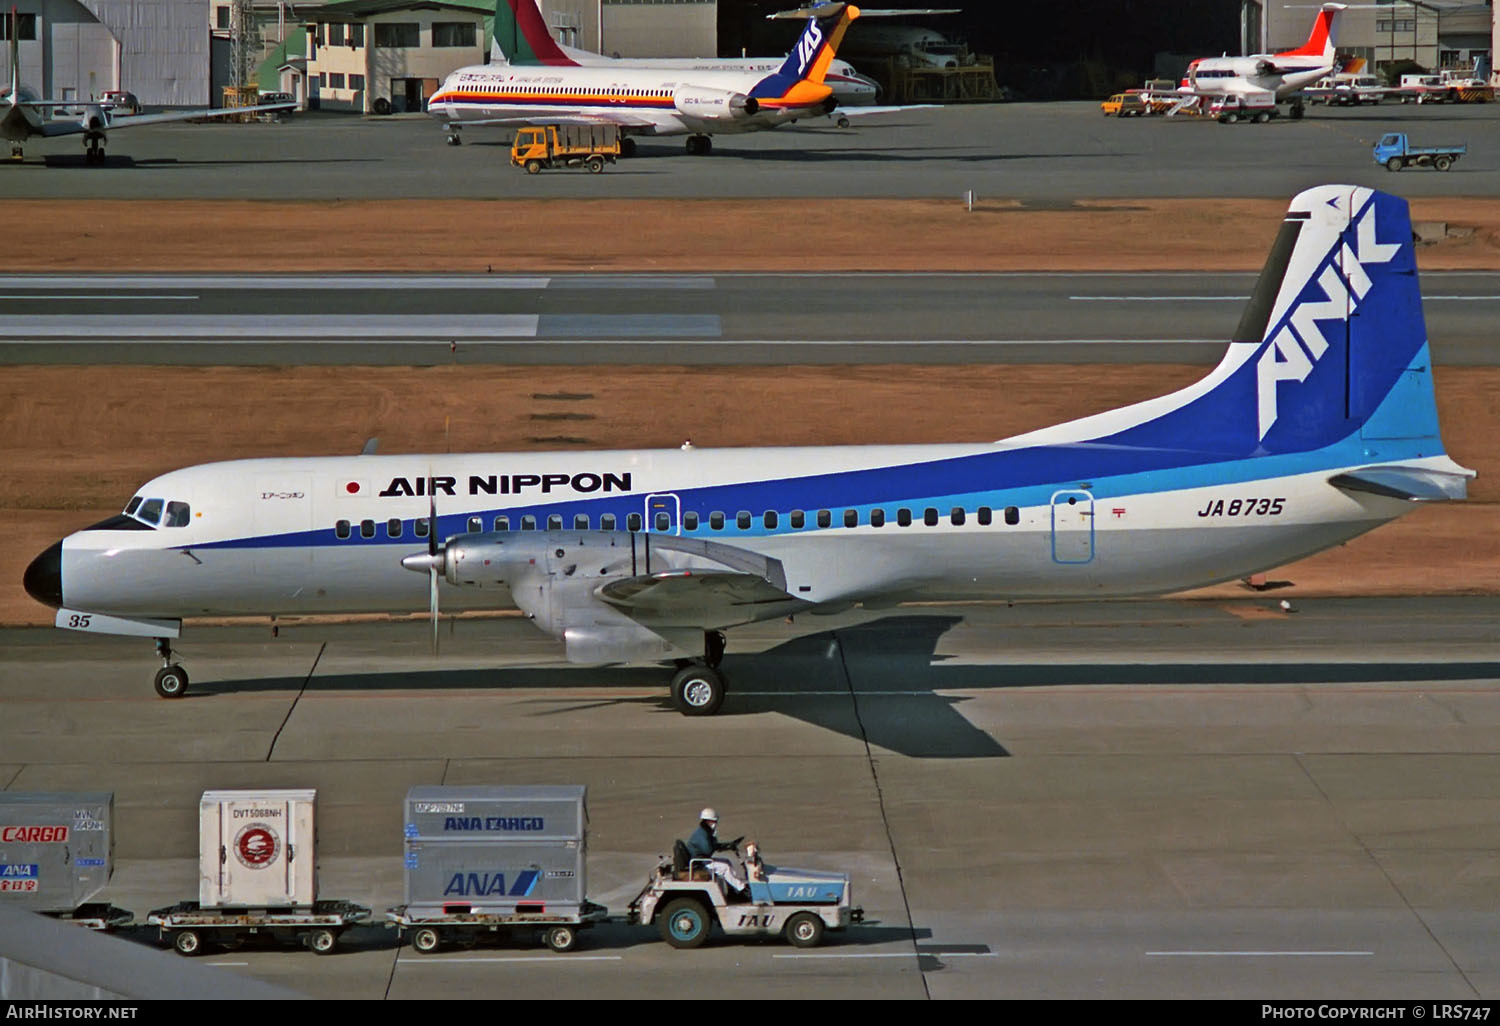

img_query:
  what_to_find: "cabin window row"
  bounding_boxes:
[332,505,1022,539]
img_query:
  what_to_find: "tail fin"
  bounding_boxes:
[1039,186,1449,466]
[1276,2,1343,60]
[490,0,576,66]
[771,3,860,85]
[7,7,19,102]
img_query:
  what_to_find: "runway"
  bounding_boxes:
[2,270,1498,365]
[4,597,1500,998]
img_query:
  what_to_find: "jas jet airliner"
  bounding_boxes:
[1,8,294,164]
[1174,2,1346,120]
[427,2,861,155]
[23,185,1473,716]
[485,0,881,116]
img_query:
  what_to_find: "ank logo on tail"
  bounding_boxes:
[1255,189,1404,440]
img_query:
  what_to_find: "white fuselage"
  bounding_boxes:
[1188,55,1332,102]
[430,64,819,136]
[56,440,1427,624]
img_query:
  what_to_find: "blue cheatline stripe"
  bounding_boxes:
[181,361,1446,554]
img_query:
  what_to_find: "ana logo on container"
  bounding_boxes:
[234,823,281,869]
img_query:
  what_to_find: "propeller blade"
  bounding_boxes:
[429,565,440,656]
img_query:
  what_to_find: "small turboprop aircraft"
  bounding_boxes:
[1,6,295,164]
[24,185,1472,716]
[1173,2,1347,121]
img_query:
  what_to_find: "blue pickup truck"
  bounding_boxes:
[1373,132,1466,171]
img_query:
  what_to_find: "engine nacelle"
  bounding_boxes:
[80,106,107,133]
[672,85,759,121]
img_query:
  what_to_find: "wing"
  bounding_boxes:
[33,102,296,138]
[835,104,937,116]
[594,534,801,628]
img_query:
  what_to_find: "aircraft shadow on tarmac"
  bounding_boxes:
[196,613,1500,761]
[40,155,381,168]
[723,148,1125,164]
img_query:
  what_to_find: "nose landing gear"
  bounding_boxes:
[153,638,189,699]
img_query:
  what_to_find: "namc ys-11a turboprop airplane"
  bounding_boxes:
[427,2,862,156]
[1,7,295,164]
[23,185,1473,716]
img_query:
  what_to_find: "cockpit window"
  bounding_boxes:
[124,496,143,516]
[137,498,164,525]
[164,501,191,527]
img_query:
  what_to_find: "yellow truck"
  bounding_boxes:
[510,124,622,174]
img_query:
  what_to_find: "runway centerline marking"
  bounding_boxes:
[1145,951,1373,957]
[0,294,200,301]
[399,956,623,964]
[1069,295,1245,302]
[773,952,998,959]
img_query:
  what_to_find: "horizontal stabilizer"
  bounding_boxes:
[1330,466,1472,502]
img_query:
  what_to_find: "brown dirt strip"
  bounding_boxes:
[4,364,1496,627]
[7,197,1500,272]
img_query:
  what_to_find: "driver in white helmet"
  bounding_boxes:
[685,807,747,895]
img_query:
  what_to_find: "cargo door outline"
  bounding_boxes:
[1050,489,1095,564]
[644,493,680,535]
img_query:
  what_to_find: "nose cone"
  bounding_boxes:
[23,540,63,609]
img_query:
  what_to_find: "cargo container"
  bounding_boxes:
[150,788,369,955]
[199,789,316,909]
[388,786,607,953]
[0,792,131,929]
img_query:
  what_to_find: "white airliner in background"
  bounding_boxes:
[23,185,1473,716]
[1,7,294,164]
[487,0,882,115]
[427,2,863,155]
[1175,2,1346,120]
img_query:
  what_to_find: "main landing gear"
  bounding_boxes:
[1289,98,1305,121]
[684,134,712,156]
[153,638,189,699]
[670,631,727,716]
[8,143,22,162]
[619,136,637,159]
[82,133,106,165]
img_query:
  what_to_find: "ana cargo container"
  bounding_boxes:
[0,792,132,930]
[148,789,369,955]
[386,786,607,953]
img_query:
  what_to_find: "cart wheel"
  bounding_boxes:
[1434,155,1452,171]
[587,156,604,174]
[658,897,710,949]
[784,912,824,949]
[411,927,442,954]
[1386,157,1403,172]
[308,928,338,955]
[526,160,541,175]
[173,930,203,956]
[545,925,577,952]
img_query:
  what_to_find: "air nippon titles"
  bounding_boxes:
[378,473,633,498]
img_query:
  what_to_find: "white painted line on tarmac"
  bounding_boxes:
[0,315,542,338]
[400,956,624,964]
[1148,949,1375,957]
[0,294,199,301]
[205,962,250,967]
[1069,295,1244,302]
[773,952,997,959]
[0,276,551,290]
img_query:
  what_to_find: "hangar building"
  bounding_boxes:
[0,0,209,106]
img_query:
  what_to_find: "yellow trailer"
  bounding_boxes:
[510,124,622,174]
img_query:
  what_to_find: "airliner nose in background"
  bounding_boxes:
[23,186,1473,718]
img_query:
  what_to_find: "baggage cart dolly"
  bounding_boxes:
[146,899,371,956]
[387,899,609,954]
[44,903,136,932]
